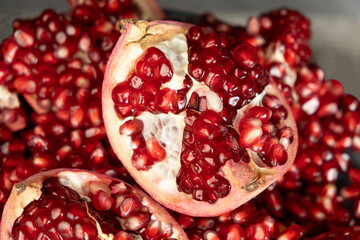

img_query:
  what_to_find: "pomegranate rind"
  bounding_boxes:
[0,168,188,240]
[102,20,298,217]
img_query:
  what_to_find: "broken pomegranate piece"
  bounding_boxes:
[0,169,188,239]
[102,20,298,216]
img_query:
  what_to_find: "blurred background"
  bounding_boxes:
[1,0,359,97]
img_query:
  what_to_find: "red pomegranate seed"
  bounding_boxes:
[178,214,196,229]
[238,118,263,148]
[262,188,284,217]
[340,185,360,199]
[91,190,114,211]
[245,223,270,240]
[231,204,258,225]
[144,220,163,239]
[276,224,303,240]
[113,231,132,240]
[1,37,19,64]
[124,212,150,231]
[225,224,246,240]
[233,43,259,69]
[132,148,154,170]
[118,195,142,218]
[203,230,221,240]
[348,168,360,183]
[266,144,288,166]
[146,137,166,161]
[13,27,35,48]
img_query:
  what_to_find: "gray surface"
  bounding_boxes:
[0,0,359,97]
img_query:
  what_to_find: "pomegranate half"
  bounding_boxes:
[0,169,188,239]
[102,20,298,216]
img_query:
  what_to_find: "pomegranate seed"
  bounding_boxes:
[349,168,360,183]
[143,220,162,239]
[246,223,270,240]
[91,190,114,211]
[203,230,221,240]
[233,43,259,69]
[231,204,258,225]
[124,212,150,231]
[146,137,166,161]
[276,224,303,240]
[113,231,132,240]
[13,27,35,48]
[238,118,263,148]
[132,148,154,170]
[1,37,19,63]
[225,224,246,240]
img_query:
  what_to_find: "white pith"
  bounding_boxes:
[118,33,224,195]
[156,34,188,90]
[0,85,20,109]
[137,112,185,195]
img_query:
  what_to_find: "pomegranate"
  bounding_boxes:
[102,20,298,216]
[0,169,188,239]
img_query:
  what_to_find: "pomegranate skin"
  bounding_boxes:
[0,168,188,240]
[102,20,298,217]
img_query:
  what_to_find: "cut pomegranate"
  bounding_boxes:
[102,20,298,216]
[0,169,188,239]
